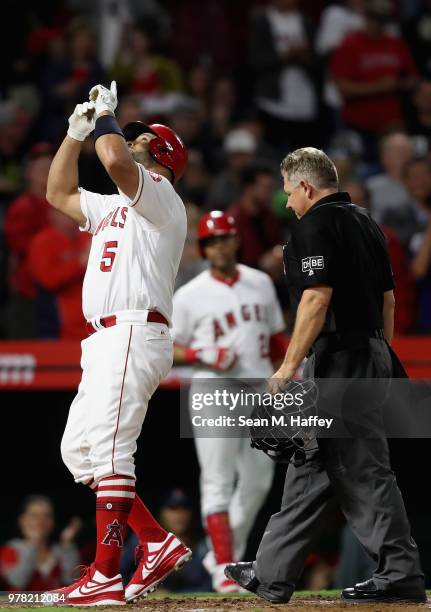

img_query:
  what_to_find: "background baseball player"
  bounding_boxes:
[172,211,288,592]
[45,81,191,605]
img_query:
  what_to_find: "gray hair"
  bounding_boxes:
[280,147,339,190]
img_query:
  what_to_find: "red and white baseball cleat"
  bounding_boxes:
[45,564,125,606]
[125,532,192,602]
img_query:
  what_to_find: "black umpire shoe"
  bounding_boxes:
[342,578,427,603]
[224,563,290,604]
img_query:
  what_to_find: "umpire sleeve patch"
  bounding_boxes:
[301,256,324,277]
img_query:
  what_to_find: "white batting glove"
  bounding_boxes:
[89,81,118,116]
[197,347,238,371]
[67,101,96,141]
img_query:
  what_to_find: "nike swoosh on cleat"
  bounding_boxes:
[143,537,175,571]
[78,579,121,596]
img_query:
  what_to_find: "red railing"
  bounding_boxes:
[0,338,429,390]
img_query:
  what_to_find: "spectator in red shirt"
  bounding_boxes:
[28,209,90,339]
[345,179,416,333]
[0,496,81,593]
[228,164,282,272]
[3,147,53,338]
[331,0,418,156]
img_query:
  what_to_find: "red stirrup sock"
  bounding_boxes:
[128,494,167,543]
[206,511,234,564]
[94,475,135,577]
[88,479,166,543]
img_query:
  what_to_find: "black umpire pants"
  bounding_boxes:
[254,337,424,601]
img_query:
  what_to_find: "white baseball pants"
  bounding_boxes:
[61,322,172,484]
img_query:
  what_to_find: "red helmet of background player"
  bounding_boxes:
[197,211,237,257]
[122,121,188,183]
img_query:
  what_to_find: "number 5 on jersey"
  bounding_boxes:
[100,241,118,272]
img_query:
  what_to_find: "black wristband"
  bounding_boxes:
[94,115,125,142]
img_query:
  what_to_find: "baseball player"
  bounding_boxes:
[45,82,191,606]
[172,211,288,592]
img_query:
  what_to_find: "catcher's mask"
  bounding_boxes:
[249,379,319,466]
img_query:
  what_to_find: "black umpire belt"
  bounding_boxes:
[308,329,385,356]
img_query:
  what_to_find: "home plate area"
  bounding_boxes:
[1,592,430,612]
[129,592,431,612]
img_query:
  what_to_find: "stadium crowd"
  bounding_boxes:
[1,0,431,340]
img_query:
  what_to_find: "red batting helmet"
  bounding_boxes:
[122,121,188,183]
[197,211,237,257]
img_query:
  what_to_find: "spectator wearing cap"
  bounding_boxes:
[157,490,211,593]
[235,117,279,165]
[228,163,282,272]
[207,128,257,210]
[331,0,418,160]
[3,147,53,338]
[28,209,90,339]
[250,0,321,152]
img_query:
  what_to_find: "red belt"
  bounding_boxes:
[86,312,168,335]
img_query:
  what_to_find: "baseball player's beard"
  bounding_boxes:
[131,150,152,166]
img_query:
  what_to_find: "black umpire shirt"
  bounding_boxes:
[283,191,395,334]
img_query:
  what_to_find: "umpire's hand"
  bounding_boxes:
[267,364,296,394]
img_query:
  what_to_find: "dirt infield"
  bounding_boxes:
[130,594,431,612]
[1,593,430,612]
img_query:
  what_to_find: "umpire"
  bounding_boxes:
[225,147,426,603]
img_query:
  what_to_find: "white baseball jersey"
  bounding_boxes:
[79,162,187,324]
[172,264,285,378]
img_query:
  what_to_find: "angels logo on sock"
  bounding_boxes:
[102,518,124,547]
[301,256,324,277]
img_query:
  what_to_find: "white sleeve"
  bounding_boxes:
[265,277,285,335]
[79,188,119,235]
[120,163,176,227]
[171,289,193,346]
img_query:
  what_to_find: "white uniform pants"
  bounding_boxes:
[194,432,275,561]
[61,322,172,484]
